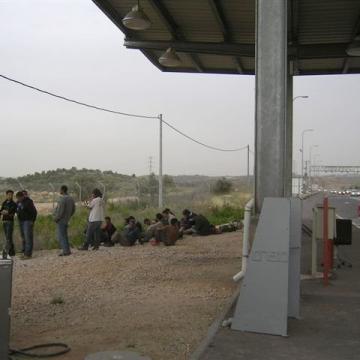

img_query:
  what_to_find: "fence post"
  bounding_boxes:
[323,196,329,286]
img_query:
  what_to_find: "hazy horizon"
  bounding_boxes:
[1,0,359,178]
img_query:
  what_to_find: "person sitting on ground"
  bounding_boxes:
[162,208,177,225]
[162,218,180,246]
[101,216,117,247]
[181,209,213,236]
[144,213,165,244]
[180,209,197,234]
[121,217,141,246]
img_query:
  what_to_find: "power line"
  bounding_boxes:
[162,119,248,152]
[0,73,249,152]
[0,74,158,120]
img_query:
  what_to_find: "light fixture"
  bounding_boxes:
[346,35,360,56]
[122,1,151,31]
[159,48,182,67]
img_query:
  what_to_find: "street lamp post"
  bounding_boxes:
[293,95,309,102]
[309,145,319,191]
[301,129,314,193]
[292,96,309,194]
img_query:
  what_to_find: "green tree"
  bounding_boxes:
[212,178,233,194]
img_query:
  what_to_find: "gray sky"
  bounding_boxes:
[0,0,359,177]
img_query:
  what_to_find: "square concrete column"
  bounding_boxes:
[255,0,288,211]
[285,70,293,198]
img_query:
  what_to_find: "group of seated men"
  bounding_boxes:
[100,208,214,248]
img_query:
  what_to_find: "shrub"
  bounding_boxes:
[212,178,233,194]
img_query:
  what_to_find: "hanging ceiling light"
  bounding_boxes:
[346,35,360,56]
[159,48,182,67]
[122,1,151,31]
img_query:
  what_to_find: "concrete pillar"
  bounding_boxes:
[285,68,293,197]
[255,0,288,211]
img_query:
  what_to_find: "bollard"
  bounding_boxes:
[0,257,13,359]
[322,196,332,286]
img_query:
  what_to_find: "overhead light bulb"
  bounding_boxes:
[159,48,182,67]
[346,35,360,56]
[122,4,151,31]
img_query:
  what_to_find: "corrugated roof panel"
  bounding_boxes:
[299,58,344,71]
[298,0,360,44]
[196,54,237,70]
[222,0,256,44]
[161,0,224,42]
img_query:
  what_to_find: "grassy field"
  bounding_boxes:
[9,191,249,251]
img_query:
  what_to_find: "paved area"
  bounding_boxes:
[200,194,360,360]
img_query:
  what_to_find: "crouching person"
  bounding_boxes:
[101,216,117,247]
[161,218,179,246]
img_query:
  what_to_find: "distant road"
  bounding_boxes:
[329,195,360,229]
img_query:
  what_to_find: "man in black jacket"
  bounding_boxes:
[0,190,17,256]
[16,191,37,259]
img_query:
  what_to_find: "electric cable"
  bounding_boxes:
[9,343,71,358]
[0,74,249,152]
[162,119,248,152]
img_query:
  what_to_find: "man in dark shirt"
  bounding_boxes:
[101,216,117,246]
[181,209,212,236]
[0,190,17,256]
[16,191,37,259]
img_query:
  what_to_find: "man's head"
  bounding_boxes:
[105,216,111,224]
[125,216,135,225]
[170,218,178,226]
[16,191,25,202]
[144,218,151,226]
[155,213,163,221]
[182,209,191,217]
[22,190,29,198]
[92,188,102,199]
[6,190,14,201]
[60,185,68,195]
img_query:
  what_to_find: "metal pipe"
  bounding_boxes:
[233,198,254,282]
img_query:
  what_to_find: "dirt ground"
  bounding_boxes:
[10,232,242,360]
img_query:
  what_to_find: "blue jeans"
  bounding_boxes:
[2,221,15,256]
[57,222,70,254]
[84,221,102,249]
[20,221,34,257]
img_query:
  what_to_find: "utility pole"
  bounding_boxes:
[158,114,163,209]
[75,182,82,203]
[49,182,55,209]
[148,156,153,174]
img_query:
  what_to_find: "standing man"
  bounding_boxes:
[79,188,104,251]
[0,190,17,256]
[53,185,76,256]
[16,191,37,260]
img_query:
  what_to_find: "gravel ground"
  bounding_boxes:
[10,232,242,360]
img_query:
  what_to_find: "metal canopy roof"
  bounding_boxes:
[93,0,360,75]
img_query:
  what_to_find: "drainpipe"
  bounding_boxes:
[233,198,254,282]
